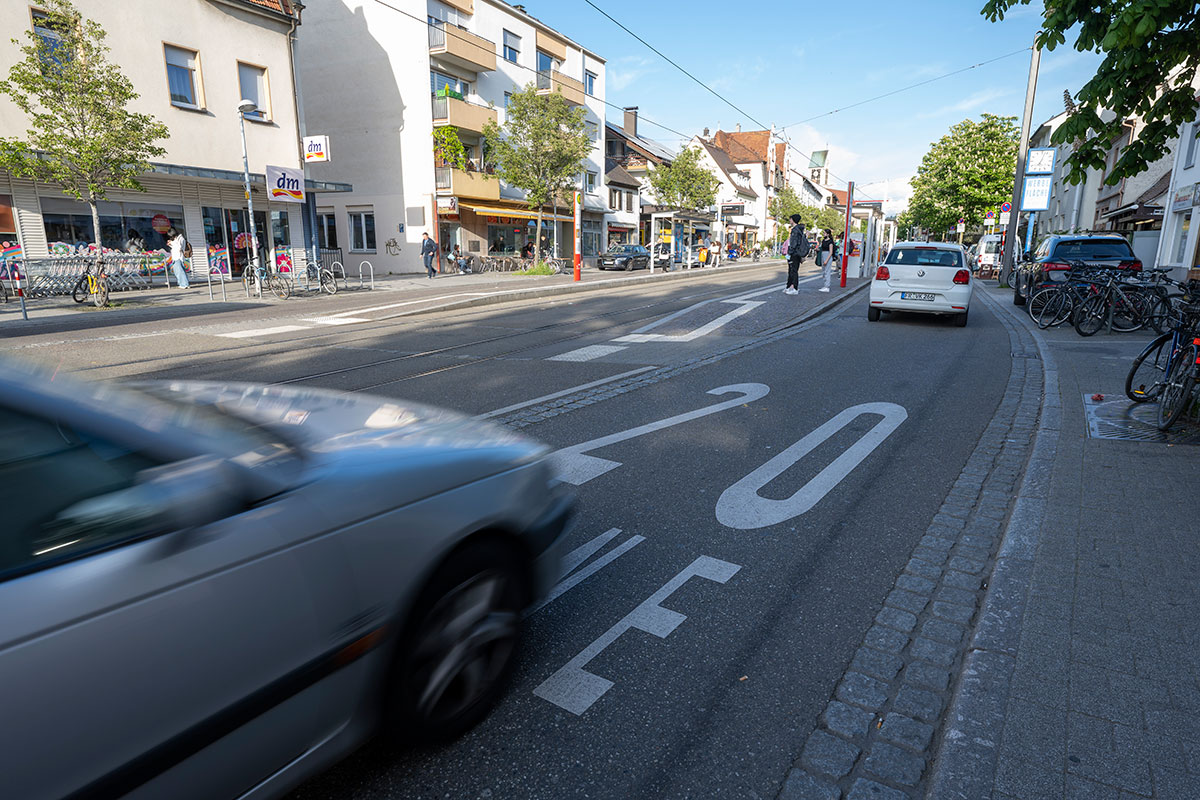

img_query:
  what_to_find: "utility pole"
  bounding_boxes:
[1002,40,1041,279]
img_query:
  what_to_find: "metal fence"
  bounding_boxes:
[9,254,172,298]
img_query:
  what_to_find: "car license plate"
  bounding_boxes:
[902,292,935,301]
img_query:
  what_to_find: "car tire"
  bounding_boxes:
[624,259,633,271]
[386,538,526,742]
[955,310,968,327]
[867,306,881,321]
[1013,277,1026,306]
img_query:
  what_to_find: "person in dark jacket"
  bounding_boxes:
[421,232,437,278]
[784,215,809,294]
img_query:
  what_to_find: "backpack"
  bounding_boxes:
[183,239,193,259]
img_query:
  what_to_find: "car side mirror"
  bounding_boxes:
[38,455,249,547]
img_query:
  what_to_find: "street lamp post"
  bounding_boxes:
[237,99,263,292]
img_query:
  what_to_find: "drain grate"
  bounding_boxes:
[1083,393,1200,445]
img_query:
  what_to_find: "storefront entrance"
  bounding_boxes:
[223,208,268,277]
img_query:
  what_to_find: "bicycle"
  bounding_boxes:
[1126,299,1200,428]
[242,259,291,300]
[301,260,337,295]
[1072,270,1148,336]
[71,260,109,308]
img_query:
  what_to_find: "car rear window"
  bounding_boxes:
[886,248,963,268]
[982,241,1000,254]
[1052,239,1134,260]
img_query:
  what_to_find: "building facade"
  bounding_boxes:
[0,0,319,279]
[692,137,759,251]
[297,0,606,274]
[605,107,677,247]
[1155,102,1200,279]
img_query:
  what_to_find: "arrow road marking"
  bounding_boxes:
[533,555,741,715]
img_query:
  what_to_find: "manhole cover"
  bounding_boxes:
[1083,393,1200,445]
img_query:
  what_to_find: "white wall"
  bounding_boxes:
[1156,111,1200,277]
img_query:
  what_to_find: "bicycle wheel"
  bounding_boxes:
[72,276,89,304]
[1140,291,1171,335]
[270,274,292,300]
[1073,295,1108,337]
[93,277,109,308]
[320,268,337,295]
[1035,291,1072,329]
[1110,290,1144,332]
[1157,344,1197,430]
[1126,333,1171,403]
[1028,287,1056,323]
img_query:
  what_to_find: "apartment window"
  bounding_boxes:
[626,191,634,212]
[163,45,201,108]
[237,62,269,120]
[504,92,512,109]
[585,120,598,142]
[431,71,468,98]
[317,213,337,250]
[502,30,520,63]
[585,171,597,194]
[31,8,65,56]
[1186,122,1199,170]
[609,188,619,209]
[348,210,376,252]
[585,70,596,96]
[537,50,559,74]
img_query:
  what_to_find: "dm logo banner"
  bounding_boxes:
[267,164,306,204]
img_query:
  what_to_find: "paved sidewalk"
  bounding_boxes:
[931,286,1200,799]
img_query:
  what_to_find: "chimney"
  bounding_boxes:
[735,123,741,133]
[703,127,710,137]
[513,4,525,11]
[623,107,638,138]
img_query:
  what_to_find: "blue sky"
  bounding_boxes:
[528,0,1104,211]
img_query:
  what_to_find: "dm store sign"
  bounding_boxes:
[266,164,305,204]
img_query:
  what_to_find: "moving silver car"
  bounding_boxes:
[0,357,572,800]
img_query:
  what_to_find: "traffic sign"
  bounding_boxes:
[1000,202,1012,213]
[999,212,1011,225]
[956,223,966,233]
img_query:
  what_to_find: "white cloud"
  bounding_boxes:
[608,56,655,92]
[917,88,1016,120]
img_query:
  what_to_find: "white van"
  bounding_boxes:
[976,234,1003,273]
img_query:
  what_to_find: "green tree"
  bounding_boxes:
[768,185,843,243]
[0,0,168,267]
[482,84,591,267]
[432,125,468,171]
[907,113,1019,235]
[648,146,719,210]
[983,0,1199,184]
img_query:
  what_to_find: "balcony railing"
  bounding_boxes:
[428,20,496,73]
[536,69,586,105]
[431,95,497,133]
[435,161,500,201]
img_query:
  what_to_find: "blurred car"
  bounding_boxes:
[868,241,973,327]
[597,243,651,271]
[976,233,1003,274]
[1011,233,1142,305]
[0,358,573,800]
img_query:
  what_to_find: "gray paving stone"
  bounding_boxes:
[823,700,876,741]
[893,685,943,723]
[1064,775,1119,800]
[886,589,929,616]
[863,742,925,787]
[919,534,955,552]
[935,585,977,607]
[931,600,975,625]
[921,617,966,646]
[852,647,905,681]
[904,558,942,583]
[878,713,934,752]
[911,547,948,566]
[896,573,936,595]
[847,777,910,800]
[801,730,861,779]
[947,555,987,575]
[865,625,910,654]
[942,570,983,591]
[778,769,840,800]
[910,637,958,667]
[904,661,951,691]
[876,606,918,634]
[837,672,890,711]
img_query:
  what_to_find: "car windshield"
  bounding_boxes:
[607,245,638,254]
[1053,240,1134,260]
[886,248,963,268]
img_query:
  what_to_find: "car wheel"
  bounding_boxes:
[867,306,881,321]
[955,309,968,327]
[1013,277,1026,306]
[624,259,633,271]
[387,539,526,742]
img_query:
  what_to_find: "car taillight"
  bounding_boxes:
[1120,260,1143,272]
[875,266,890,280]
[1044,261,1071,271]
[953,269,970,285]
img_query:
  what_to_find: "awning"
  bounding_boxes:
[459,203,573,222]
[607,223,635,230]
[148,162,353,193]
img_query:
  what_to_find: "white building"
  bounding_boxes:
[692,137,759,250]
[1156,103,1200,280]
[297,0,607,273]
[603,158,640,247]
[0,0,322,279]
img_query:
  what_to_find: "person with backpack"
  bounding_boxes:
[166,226,191,289]
[784,215,809,294]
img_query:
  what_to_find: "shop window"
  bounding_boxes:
[271,209,290,253]
[40,197,185,253]
[502,30,520,64]
[201,207,228,274]
[1175,212,1191,263]
[582,219,601,257]
[348,210,375,252]
[164,44,201,109]
[317,213,337,250]
[585,71,596,96]
[237,62,269,120]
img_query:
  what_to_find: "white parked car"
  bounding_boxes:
[868,242,973,327]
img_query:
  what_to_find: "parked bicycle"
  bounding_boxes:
[242,259,291,300]
[299,259,337,295]
[1125,296,1200,430]
[71,260,109,308]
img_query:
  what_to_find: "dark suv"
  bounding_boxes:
[1012,234,1142,306]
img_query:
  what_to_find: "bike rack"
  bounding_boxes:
[358,260,374,290]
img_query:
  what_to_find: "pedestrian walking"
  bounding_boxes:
[166,226,190,289]
[818,228,835,292]
[421,232,437,278]
[784,215,809,294]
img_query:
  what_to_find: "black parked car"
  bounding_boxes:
[1012,234,1142,306]
[598,244,652,271]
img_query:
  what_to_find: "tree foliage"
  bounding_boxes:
[907,114,1019,235]
[482,84,591,266]
[768,184,844,242]
[648,146,719,210]
[983,0,1200,185]
[0,0,168,264]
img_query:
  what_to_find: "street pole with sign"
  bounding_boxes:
[1003,40,1041,277]
[237,100,262,292]
[574,192,582,281]
[841,181,854,287]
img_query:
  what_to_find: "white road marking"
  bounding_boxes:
[613,302,763,343]
[527,531,645,617]
[475,366,656,420]
[216,325,310,339]
[552,383,770,485]
[533,555,741,715]
[559,528,623,576]
[303,317,370,325]
[549,344,629,362]
[716,402,909,529]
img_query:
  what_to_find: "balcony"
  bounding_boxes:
[536,70,586,106]
[432,95,497,134]
[435,163,500,202]
[428,22,496,74]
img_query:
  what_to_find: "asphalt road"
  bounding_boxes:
[1,265,1013,799]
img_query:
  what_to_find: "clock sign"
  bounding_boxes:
[1026,147,1056,175]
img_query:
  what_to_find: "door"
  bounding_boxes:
[0,406,351,800]
[225,208,269,276]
